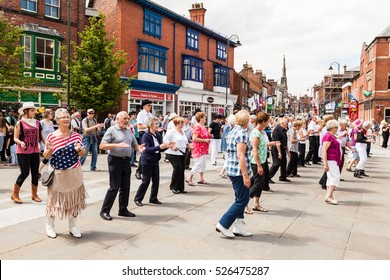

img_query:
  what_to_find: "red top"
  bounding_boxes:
[16,119,40,154]
[191,124,210,158]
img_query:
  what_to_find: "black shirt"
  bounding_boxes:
[209,121,222,139]
[272,124,288,147]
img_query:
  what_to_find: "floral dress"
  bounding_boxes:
[191,124,210,158]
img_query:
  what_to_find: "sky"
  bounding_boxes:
[153,0,390,97]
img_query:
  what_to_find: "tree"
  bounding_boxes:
[0,10,35,89]
[64,14,128,113]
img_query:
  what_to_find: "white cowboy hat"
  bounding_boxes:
[18,102,38,115]
[168,112,178,120]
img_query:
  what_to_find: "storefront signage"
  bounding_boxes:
[130,90,173,101]
[207,96,214,103]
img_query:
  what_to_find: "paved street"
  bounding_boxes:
[0,144,390,260]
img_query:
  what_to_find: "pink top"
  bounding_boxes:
[191,124,210,158]
[322,132,342,166]
[16,119,41,154]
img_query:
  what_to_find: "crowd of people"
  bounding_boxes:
[1,100,388,239]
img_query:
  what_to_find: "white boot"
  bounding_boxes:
[69,216,82,238]
[46,216,57,238]
[232,218,253,237]
[216,223,235,238]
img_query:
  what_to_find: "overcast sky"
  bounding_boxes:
[153,0,390,97]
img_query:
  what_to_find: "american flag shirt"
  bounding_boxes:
[47,133,83,170]
[225,125,252,177]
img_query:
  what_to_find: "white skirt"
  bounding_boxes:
[326,160,341,187]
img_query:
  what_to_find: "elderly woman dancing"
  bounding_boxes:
[43,108,87,238]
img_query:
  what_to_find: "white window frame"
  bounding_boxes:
[36,37,55,71]
[21,0,37,13]
[45,0,60,19]
[24,36,32,68]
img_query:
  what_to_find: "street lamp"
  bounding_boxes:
[327,61,341,116]
[225,34,241,115]
[328,61,340,76]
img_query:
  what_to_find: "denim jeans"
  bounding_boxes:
[80,136,98,170]
[219,175,250,229]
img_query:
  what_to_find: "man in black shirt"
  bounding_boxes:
[269,118,291,183]
[209,114,222,166]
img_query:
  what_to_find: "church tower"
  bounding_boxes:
[280,55,288,99]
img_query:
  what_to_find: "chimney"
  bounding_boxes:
[189,3,207,26]
[343,65,347,73]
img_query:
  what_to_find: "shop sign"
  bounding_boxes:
[131,90,173,101]
[206,97,214,103]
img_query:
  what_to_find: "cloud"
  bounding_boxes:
[153,0,390,95]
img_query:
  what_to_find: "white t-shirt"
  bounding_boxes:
[163,129,188,155]
[137,109,152,132]
[308,120,317,135]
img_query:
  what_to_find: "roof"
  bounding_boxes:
[377,25,390,37]
[131,0,240,46]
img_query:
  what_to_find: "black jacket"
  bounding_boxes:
[140,130,166,165]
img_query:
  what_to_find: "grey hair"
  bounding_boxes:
[146,116,159,128]
[54,108,69,120]
[116,111,128,120]
[362,121,371,130]
[326,119,339,131]
[339,119,348,126]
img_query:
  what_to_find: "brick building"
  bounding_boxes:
[92,0,240,118]
[0,0,92,107]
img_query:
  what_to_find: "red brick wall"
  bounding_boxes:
[96,0,235,92]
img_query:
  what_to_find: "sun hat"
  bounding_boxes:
[18,102,38,115]
[168,112,178,120]
[352,119,363,128]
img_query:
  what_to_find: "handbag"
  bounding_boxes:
[41,166,55,187]
[40,132,73,187]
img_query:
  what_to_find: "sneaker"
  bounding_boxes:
[216,223,235,238]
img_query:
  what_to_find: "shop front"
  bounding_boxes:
[176,87,237,121]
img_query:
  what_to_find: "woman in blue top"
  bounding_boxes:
[216,110,252,239]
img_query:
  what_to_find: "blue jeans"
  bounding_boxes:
[80,136,98,170]
[219,175,250,229]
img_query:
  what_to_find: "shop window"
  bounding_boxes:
[186,29,199,51]
[214,65,228,87]
[138,42,167,75]
[216,42,226,61]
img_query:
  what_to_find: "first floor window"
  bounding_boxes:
[144,9,162,38]
[182,56,203,82]
[45,0,60,19]
[36,37,55,70]
[138,43,167,75]
[21,0,37,12]
[214,66,228,87]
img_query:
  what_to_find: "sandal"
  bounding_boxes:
[197,180,209,185]
[252,205,268,212]
[185,179,195,186]
[244,208,253,214]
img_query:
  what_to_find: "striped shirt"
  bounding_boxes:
[226,125,252,177]
[47,132,83,170]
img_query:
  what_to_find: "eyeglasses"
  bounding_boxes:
[89,112,95,114]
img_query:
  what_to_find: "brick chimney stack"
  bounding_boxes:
[189,3,207,26]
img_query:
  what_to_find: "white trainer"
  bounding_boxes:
[232,218,253,237]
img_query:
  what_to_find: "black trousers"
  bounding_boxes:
[249,163,266,198]
[269,146,287,180]
[184,149,191,168]
[0,136,7,161]
[101,155,131,214]
[136,131,145,174]
[166,154,185,192]
[134,164,160,202]
[287,151,298,176]
[382,132,389,148]
[16,153,40,186]
[305,136,319,163]
[298,143,306,166]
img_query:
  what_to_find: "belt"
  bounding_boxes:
[109,155,130,160]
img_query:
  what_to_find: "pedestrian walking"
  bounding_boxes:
[134,117,172,206]
[80,108,103,171]
[11,102,44,204]
[305,115,320,165]
[43,108,87,238]
[287,121,303,178]
[182,114,193,170]
[99,112,145,221]
[216,110,253,238]
[354,121,375,178]
[381,121,389,148]
[269,117,290,183]
[209,114,222,166]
